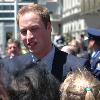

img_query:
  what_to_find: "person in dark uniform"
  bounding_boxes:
[0,3,89,84]
[86,28,100,80]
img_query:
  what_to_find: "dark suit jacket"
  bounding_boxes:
[52,47,90,81]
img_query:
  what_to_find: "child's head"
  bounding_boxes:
[60,68,100,100]
[9,62,60,100]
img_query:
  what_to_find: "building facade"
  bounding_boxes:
[62,0,100,41]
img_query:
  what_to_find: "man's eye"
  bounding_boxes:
[20,30,27,35]
[30,27,38,32]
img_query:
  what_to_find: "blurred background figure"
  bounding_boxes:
[6,39,21,59]
[60,68,100,100]
[53,33,65,49]
[86,28,100,80]
[80,34,88,51]
[77,34,89,59]
[61,39,80,56]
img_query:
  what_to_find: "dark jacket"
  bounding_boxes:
[52,47,90,82]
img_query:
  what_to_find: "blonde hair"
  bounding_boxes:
[17,3,50,29]
[60,68,100,100]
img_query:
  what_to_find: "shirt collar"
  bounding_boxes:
[41,46,55,72]
[31,53,39,63]
[30,46,55,72]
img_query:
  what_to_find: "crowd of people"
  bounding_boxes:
[0,3,100,100]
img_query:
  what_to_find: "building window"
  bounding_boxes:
[0,5,14,10]
[19,0,37,3]
[0,13,14,17]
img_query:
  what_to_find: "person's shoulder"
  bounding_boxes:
[95,51,100,65]
[93,51,100,62]
[61,46,70,52]
[67,53,86,60]
[13,53,32,62]
[66,54,88,68]
[2,53,32,63]
[97,51,100,57]
[0,53,33,72]
[77,51,91,59]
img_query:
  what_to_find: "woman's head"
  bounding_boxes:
[60,68,100,100]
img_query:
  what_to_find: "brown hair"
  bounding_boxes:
[60,68,100,100]
[17,3,51,29]
[7,39,21,49]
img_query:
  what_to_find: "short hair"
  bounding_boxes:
[9,62,60,100]
[17,3,51,29]
[60,68,100,100]
[7,39,21,49]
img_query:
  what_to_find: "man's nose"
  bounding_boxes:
[26,30,34,42]
[27,30,34,38]
[11,47,15,51]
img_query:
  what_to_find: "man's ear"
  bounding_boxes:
[47,22,52,32]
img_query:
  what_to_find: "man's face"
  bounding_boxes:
[88,39,95,50]
[19,12,52,58]
[7,43,20,57]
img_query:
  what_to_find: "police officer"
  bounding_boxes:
[86,28,100,80]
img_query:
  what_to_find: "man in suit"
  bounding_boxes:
[86,28,100,80]
[14,3,90,82]
[0,3,89,84]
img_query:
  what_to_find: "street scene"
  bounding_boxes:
[0,0,100,100]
